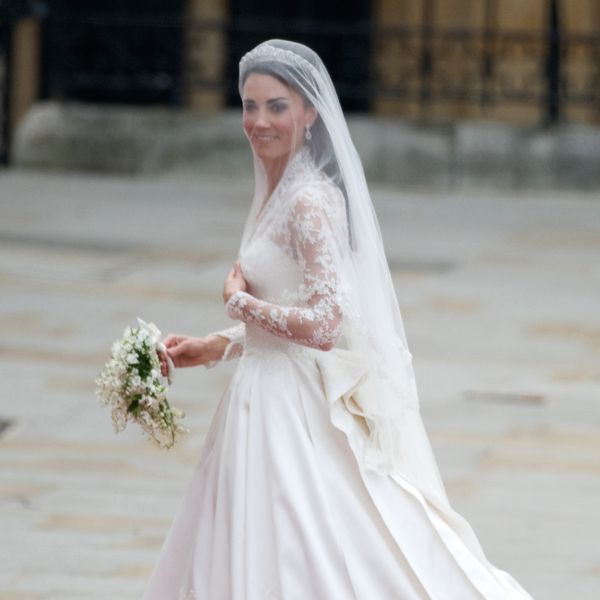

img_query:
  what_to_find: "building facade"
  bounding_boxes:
[1,0,599,164]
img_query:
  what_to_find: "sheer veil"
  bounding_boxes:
[237,40,448,503]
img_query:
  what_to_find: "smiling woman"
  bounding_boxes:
[241,72,317,200]
[142,39,535,600]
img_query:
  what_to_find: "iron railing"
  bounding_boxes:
[43,12,186,105]
[41,11,600,120]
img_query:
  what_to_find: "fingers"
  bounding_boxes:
[159,354,169,377]
[224,262,243,288]
[233,261,247,291]
[160,335,210,370]
[157,349,169,377]
[166,340,187,360]
[163,334,182,348]
[223,259,247,305]
[231,262,243,282]
[228,261,241,278]
[161,335,187,371]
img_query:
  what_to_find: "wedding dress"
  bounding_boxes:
[141,40,534,599]
[142,147,533,599]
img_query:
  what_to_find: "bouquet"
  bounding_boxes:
[95,318,189,449]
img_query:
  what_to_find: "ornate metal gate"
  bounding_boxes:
[43,2,599,123]
[372,0,599,124]
[42,0,185,105]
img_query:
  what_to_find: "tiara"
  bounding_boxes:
[239,44,320,78]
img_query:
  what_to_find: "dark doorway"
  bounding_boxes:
[41,0,185,105]
[226,0,371,112]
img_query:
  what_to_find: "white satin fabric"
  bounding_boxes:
[142,232,535,599]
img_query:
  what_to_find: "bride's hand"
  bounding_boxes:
[223,260,248,304]
[159,334,229,374]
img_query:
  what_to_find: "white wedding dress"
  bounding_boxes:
[142,149,534,599]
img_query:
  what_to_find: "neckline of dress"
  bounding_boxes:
[242,147,315,253]
[254,146,313,224]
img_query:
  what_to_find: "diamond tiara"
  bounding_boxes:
[239,44,320,78]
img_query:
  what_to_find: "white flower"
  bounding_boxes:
[95,318,188,450]
[137,318,162,345]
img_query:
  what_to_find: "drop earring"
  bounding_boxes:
[305,124,312,141]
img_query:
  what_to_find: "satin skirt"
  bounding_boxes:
[142,341,535,600]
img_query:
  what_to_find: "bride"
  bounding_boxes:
[143,39,534,599]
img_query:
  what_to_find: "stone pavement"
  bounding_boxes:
[0,167,598,599]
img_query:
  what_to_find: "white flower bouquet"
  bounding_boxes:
[95,318,189,449]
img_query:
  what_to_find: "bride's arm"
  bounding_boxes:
[162,327,244,370]
[225,197,343,352]
[204,323,245,368]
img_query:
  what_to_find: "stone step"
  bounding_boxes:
[12,100,600,189]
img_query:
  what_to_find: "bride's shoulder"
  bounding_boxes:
[287,176,345,220]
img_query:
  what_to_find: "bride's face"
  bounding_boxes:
[242,73,315,162]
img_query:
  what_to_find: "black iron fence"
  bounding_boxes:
[40,13,372,110]
[43,12,186,105]
[42,12,600,118]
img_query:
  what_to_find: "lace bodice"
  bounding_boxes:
[208,147,350,364]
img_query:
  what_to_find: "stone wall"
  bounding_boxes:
[13,101,600,189]
[372,0,600,126]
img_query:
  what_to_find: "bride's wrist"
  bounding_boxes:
[225,290,248,320]
[206,334,229,361]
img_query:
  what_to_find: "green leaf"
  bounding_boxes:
[127,395,141,416]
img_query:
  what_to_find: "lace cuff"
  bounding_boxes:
[204,323,245,368]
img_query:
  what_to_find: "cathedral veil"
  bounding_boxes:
[237,39,448,504]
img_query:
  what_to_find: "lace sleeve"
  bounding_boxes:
[225,195,343,351]
[204,323,245,369]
